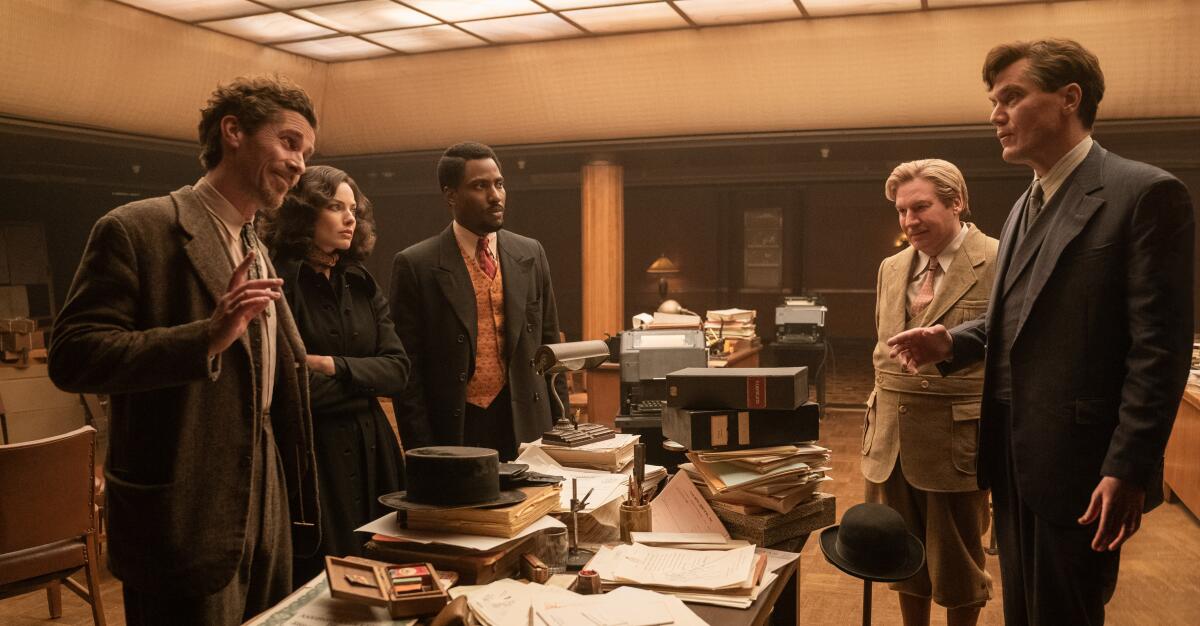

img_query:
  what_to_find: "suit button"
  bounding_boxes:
[457,334,465,343]
[526,324,534,333]
[534,393,541,401]
[453,409,462,416]
[459,372,468,382]
[920,379,930,389]
[876,374,883,383]
[898,405,908,414]
[529,359,535,367]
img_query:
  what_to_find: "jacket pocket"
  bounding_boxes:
[951,400,981,474]
[1075,397,1118,426]
[862,390,877,455]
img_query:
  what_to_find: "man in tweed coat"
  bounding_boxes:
[50,76,321,625]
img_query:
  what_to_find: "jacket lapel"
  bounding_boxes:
[498,231,534,364]
[919,225,984,326]
[881,247,915,338]
[434,225,478,346]
[174,186,253,359]
[1015,145,1107,338]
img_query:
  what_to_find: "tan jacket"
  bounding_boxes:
[862,224,998,492]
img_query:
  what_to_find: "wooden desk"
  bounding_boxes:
[1164,386,1200,516]
[584,346,764,429]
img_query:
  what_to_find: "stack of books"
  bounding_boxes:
[704,308,757,342]
[401,485,561,538]
[525,433,640,472]
[662,367,832,518]
[681,444,830,514]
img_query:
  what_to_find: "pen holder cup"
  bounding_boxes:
[619,503,652,544]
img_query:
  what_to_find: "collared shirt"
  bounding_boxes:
[194,177,277,413]
[1036,135,1094,206]
[908,222,970,304]
[452,220,499,268]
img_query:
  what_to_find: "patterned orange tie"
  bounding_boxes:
[476,236,497,280]
[910,256,939,317]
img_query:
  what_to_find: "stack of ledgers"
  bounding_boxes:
[680,443,830,515]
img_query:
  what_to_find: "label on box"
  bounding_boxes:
[746,377,766,409]
[738,412,750,445]
[711,414,728,447]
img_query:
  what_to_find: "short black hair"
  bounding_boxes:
[437,142,500,190]
[258,165,376,262]
[983,39,1105,129]
[197,75,317,171]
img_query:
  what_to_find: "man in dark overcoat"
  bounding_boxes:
[390,142,567,460]
[887,39,1194,625]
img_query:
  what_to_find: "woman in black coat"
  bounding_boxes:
[260,165,410,585]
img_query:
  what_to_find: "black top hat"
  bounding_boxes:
[820,503,925,583]
[378,447,527,511]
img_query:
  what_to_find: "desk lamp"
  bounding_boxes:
[533,340,615,447]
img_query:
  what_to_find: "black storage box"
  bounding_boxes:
[666,367,808,410]
[662,402,820,451]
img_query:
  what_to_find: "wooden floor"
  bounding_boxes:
[3,342,1199,625]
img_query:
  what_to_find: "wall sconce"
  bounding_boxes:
[645,253,680,301]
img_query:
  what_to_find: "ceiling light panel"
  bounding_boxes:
[458,13,582,44]
[277,36,394,61]
[927,0,1039,7]
[799,0,922,17]
[401,0,546,22]
[538,0,638,8]
[294,1,437,33]
[203,12,337,42]
[116,0,266,22]
[675,0,802,26]
[365,24,486,53]
[564,3,688,34]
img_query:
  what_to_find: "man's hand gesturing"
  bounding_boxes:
[208,250,283,357]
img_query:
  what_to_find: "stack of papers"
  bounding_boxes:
[525,433,640,471]
[705,308,757,340]
[681,444,831,514]
[585,543,770,608]
[357,512,565,552]
[450,578,707,626]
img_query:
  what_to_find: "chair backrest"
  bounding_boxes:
[0,426,96,553]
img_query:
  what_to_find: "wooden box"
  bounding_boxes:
[324,557,449,619]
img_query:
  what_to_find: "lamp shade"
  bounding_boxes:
[646,253,680,274]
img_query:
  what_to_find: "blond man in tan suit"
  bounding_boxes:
[863,159,998,626]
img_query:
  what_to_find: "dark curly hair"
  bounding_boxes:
[258,165,376,263]
[197,75,317,171]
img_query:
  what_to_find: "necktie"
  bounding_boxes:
[239,224,265,398]
[909,256,939,317]
[1023,180,1045,234]
[476,236,497,280]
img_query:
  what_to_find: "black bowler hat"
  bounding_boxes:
[820,503,925,583]
[379,447,527,511]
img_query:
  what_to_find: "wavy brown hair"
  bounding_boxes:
[259,165,376,262]
[197,75,317,171]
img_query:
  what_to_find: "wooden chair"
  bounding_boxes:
[0,425,106,625]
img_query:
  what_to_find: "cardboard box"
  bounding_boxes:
[662,402,819,451]
[325,557,449,619]
[667,367,808,410]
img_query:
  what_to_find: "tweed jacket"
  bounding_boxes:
[49,186,319,594]
[389,225,568,451]
[943,143,1194,524]
[863,224,999,492]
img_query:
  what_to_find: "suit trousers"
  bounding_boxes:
[464,387,518,461]
[990,401,1120,626]
[123,418,292,626]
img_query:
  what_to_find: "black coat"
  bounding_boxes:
[389,226,568,450]
[943,143,1194,525]
[276,256,410,573]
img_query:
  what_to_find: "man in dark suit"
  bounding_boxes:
[886,39,1194,625]
[390,142,567,461]
[50,77,321,625]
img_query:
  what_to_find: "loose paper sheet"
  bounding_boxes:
[516,445,629,513]
[649,472,730,538]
